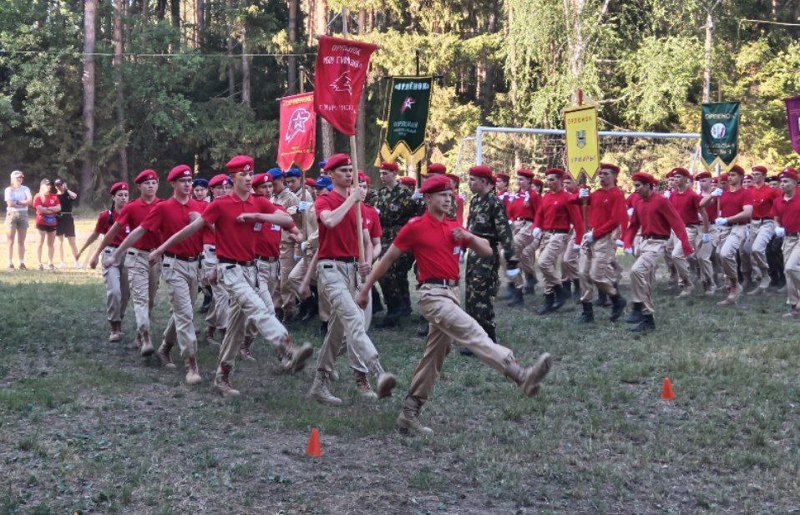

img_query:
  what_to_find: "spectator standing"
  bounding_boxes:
[33,178,60,270]
[4,170,32,270]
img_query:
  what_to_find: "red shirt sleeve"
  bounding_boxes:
[567,202,585,244]
[257,196,277,214]
[139,202,163,233]
[202,200,221,225]
[662,197,693,255]
[393,220,415,253]
[623,206,641,248]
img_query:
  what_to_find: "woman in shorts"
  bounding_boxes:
[4,170,32,270]
[33,178,61,270]
[54,178,81,268]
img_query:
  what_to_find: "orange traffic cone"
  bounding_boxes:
[306,427,322,457]
[661,377,675,400]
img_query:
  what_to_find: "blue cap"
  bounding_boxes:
[317,161,327,170]
[192,178,209,188]
[286,167,302,178]
[267,168,284,180]
[315,176,333,191]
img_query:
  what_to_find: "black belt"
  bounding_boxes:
[686,223,702,227]
[219,257,255,267]
[128,248,156,255]
[61,212,73,216]
[512,218,533,222]
[786,232,799,237]
[642,235,669,240]
[421,278,459,287]
[322,256,357,263]
[256,255,279,263]
[752,217,773,221]
[164,252,199,262]
[544,229,569,234]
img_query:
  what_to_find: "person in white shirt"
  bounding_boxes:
[4,170,32,270]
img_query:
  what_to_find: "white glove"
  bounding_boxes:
[701,233,712,243]
[711,188,723,197]
[775,226,786,238]
[624,247,634,255]
[715,217,728,226]
[375,208,380,214]
[505,268,521,279]
[532,227,542,239]
[286,206,298,215]
[300,241,309,252]
[572,243,581,251]
[663,190,671,199]
[627,207,634,218]
[297,201,311,213]
[578,188,590,199]
[411,191,423,201]
[615,239,624,247]
[583,230,594,244]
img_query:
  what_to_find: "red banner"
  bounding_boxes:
[786,95,800,155]
[278,92,317,171]
[313,35,377,136]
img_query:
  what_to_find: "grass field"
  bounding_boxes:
[2,217,800,513]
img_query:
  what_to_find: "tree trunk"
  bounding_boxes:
[196,0,205,47]
[479,9,497,123]
[317,0,334,156]
[81,0,98,202]
[157,0,166,19]
[241,6,251,107]
[171,0,180,27]
[288,0,298,94]
[227,0,236,99]
[703,11,713,103]
[113,0,129,183]
[564,0,585,103]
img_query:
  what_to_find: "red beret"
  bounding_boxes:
[516,168,535,179]
[694,171,712,180]
[752,165,768,174]
[495,172,510,182]
[305,178,317,188]
[719,173,729,182]
[532,178,544,188]
[427,163,447,175]
[544,168,566,179]
[167,164,193,182]
[252,173,272,187]
[446,173,461,186]
[631,172,658,185]
[357,171,371,186]
[469,165,494,183]
[779,167,799,182]
[134,169,158,184]
[226,155,254,173]
[324,153,351,171]
[109,182,129,195]
[729,165,745,175]
[599,163,620,174]
[670,167,691,179]
[744,174,753,181]
[379,161,399,172]
[419,174,452,194]
[208,174,232,188]
[399,176,417,187]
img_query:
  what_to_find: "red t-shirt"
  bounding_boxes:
[117,197,163,250]
[94,209,130,247]
[534,189,585,243]
[624,194,692,254]
[750,185,781,220]
[586,187,627,239]
[393,211,467,282]
[33,194,60,227]
[507,189,539,221]
[202,193,278,262]
[255,205,289,258]
[315,191,369,259]
[140,197,205,258]
[773,194,800,233]
[626,192,641,210]
[364,205,383,240]
[669,189,703,225]
[719,188,754,220]
[454,194,465,225]
[497,191,513,216]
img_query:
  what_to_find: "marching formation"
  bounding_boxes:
[73,154,800,436]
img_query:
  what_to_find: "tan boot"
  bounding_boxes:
[505,353,552,397]
[396,396,433,437]
[368,360,397,399]
[309,370,342,406]
[214,363,240,397]
[156,341,177,369]
[184,355,202,385]
[140,330,154,357]
[282,340,314,373]
[108,321,121,342]
[240,336,256,362]
[717,284,743,306]
[354,370,377,399]
[205,326,217,344]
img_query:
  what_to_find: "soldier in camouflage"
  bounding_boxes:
[465,165,516,344]
[374,161,420,327]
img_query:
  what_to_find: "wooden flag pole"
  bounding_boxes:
[575,89,590,232]
[341,8,366,265]
[298,65,311,241]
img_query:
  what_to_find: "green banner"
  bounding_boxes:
[376,76,433,165]
[701,102,740,170]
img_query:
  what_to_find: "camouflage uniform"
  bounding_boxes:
[375,183,419,318]
[466,189,515,342]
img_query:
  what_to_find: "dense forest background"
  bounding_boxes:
[1,0,799,204]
